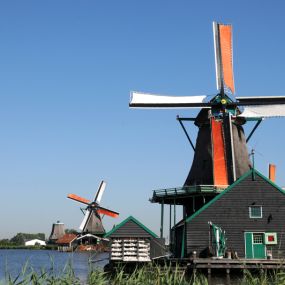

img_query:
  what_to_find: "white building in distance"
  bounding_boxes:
[25,239,46,246]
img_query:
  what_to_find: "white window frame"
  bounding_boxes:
[249,205,263,219]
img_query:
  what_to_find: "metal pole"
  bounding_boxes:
[251,149,256,181]
[177,116,196,151]
[228,114,236,181]
[174,199,176,225]
[246,120,262,143]
[160,200,164,238]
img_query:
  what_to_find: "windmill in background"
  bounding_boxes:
[67,180,119,238]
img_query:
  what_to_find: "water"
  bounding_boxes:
[0,249,109,283]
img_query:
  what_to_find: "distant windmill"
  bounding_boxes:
[67,181,119,235]
[130,22,285,188]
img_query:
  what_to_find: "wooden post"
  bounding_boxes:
[174,199,176,225]
[182,206,187,258]
[169,205,172,245]
[160,200,164,238]
[226,268,231,285]
[207,267,212,285]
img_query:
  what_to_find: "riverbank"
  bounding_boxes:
[0,245,48,250]
[2,260,285,285]
[2,249,285,284]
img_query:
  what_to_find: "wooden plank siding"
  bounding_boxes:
[185,171,285,258]
[107,220,155,238]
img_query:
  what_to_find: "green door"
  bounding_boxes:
[245,232,253,258]
[245,232,266,259]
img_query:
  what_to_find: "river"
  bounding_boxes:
[0,250,248,285]
[0,249,109,283]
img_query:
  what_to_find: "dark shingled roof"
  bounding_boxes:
[104,216,158,238]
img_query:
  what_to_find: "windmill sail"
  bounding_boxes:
[237,96,285,118]
[79,209,91,231]
[94,180,106,204]
[239,105,285,118]
[67,194,90,205]
[236,96,285,105]
[97,205,119,218]
[213,22,235,94]
[130,91,209,108]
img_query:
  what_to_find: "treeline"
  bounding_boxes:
[0,233,45,248]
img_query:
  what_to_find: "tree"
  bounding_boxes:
[65,229,78,235]
[10,233,25,245]
[10,233,46,245]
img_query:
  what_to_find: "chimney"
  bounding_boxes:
[269,164,276,182]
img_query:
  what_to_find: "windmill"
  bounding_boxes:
[67,180,119,235]
[129,22,285,190]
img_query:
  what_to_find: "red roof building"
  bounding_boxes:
[56,233,77,252]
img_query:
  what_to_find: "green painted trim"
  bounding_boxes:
[104,215,158,238]
[185,168,285,223]
[254,169,285,194]
[245,118,263,121]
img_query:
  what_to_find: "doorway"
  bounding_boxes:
[245,232,266,259]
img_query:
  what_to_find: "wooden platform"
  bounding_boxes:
[153,256,285,274]
[190,258,285,270]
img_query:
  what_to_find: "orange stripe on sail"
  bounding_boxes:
[211,118,228,186]
[67,194,90,205]
[97,209,119,218]
[219,24,235,94]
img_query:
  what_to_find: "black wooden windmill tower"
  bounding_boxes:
[129,22,285,249]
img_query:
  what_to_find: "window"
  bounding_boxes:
[249,206,262,218]
[253,233,263,244]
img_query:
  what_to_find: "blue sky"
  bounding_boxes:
[0,1,285,239]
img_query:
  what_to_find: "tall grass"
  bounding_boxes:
[88,263,209,285]
[3,261,285,285]
[1,261,206,285]
[240,269,285,285]
[109,263,191,285]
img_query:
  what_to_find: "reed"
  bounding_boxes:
[240,269,285,285]
[88,263,208,285]
[4,261,285,285]
[1,261,202,285]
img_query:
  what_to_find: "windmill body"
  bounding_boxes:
[184,108,251,186]
[129,22,285,237]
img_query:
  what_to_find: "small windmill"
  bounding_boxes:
[67,181,119,235]
[130,22,285,188]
